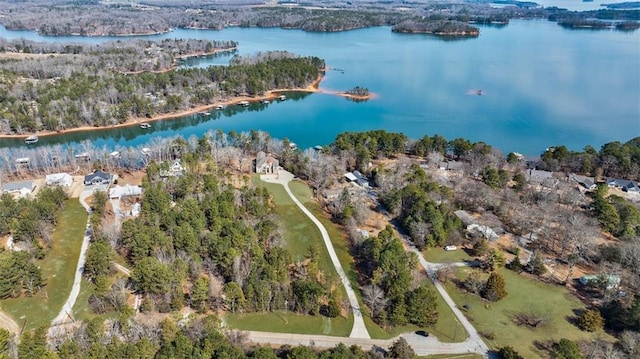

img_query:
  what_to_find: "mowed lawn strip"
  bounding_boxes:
[0,200,87,330]
[228,176,352,336]
[445,268,614,357]
[226,311,352,337]
[423,247,472,263]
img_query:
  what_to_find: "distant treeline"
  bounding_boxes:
[0,38,237,76]
[392,19,480,36]
[548,9,640,30]
[4,0,637,37]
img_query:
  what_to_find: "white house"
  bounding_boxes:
[109,184,143,199]
[46,173,73,187]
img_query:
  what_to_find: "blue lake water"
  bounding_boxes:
[0,20,638,156]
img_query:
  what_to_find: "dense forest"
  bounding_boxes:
[88,162,345,320]
[0,49,323,134]
[0,187,68,299]
[10,321,415,359]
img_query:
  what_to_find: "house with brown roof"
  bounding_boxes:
[255,151,279,174]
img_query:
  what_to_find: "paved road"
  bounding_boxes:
[261,171,370,339]
[403,242,490,357]
[50,189,95,327]
[246,330,482,356]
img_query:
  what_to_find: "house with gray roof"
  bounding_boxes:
[2,181,35,197]
[569,174,596,190]
[84,170,112,185]
[606,177,640,192]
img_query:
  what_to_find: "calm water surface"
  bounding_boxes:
[0,20,638,156]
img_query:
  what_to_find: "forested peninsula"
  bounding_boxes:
[0,40,324,135]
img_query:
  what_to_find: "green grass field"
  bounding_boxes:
[0,200,88,330]
[423,247,472,263]
[445,267,613,357]
[225,311,353,336]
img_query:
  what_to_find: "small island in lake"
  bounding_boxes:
[392,19,480,37]
[342,86,372,101]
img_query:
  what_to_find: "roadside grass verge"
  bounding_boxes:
[420,279,468,343]
[0,200,87,331]
[225,311,352,337]
[288,181,466,342]
[445,267,614,357]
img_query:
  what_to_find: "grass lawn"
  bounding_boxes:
[444,268,614,357]
[225,311,352,336]
[253,177,335,273]
[0,200,88,331]
[72,277,122,323]
[423,247,472,263]
[288,181,466,343]
[421,279,468,343]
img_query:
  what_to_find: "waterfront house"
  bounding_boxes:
[606,177,640,192]
[579,274,620,290]
[255,151,279,174]
[568,173,596,190]
[2,181,35,198]
[109,184,143,199]
[84,170,112,186]
[46,173,73,187]
[525,169,553,183]
[438,161,464,171]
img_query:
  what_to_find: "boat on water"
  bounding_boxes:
[278,95,287,101]
[216,105,225,110]
[24,135,39,144]
[139,123,151,129]
[261,99,270,104]
[238,101,250,107]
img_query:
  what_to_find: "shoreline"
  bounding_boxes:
[0,74,376,140]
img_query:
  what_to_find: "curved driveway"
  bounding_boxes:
[261,171,370,339]
[404,243,490,356]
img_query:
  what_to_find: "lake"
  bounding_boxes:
[0,20,638,156]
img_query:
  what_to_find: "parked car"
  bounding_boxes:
[415,330,429,337]
[444,245,457,251]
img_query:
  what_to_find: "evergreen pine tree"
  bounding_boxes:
[484,272,508,301]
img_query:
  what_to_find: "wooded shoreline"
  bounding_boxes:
[0,73,375,140]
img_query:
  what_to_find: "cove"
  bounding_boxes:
[0,20,638,156]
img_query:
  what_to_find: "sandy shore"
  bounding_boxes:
[0,73,376,140]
